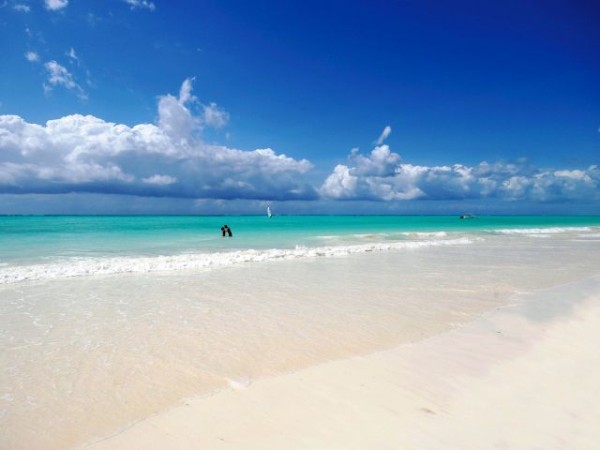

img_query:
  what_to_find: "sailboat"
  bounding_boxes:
[267,205,272,219]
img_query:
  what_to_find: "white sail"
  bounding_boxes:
[267,206,272,218]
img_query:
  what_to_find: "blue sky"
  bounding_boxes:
[1,0,599,214]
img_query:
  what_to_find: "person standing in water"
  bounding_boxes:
[221,225,233,237]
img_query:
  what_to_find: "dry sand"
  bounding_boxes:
[84,276,600,450]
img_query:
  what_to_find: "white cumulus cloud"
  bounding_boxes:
[157,79,230,139]
[25,51,39,62]
[45,0,68,11]
[203,102,229,129]
[66,48,79,65]
[14,4,31,12]
[44,60,87,100]
[320,143,600,203]
[0,80,316,201]
[124,0,156,11]
[376,125,392,145]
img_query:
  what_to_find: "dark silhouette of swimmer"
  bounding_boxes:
[221,225,233,237]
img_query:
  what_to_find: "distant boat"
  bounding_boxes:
[459,214,475,219]
[267,206,272,219]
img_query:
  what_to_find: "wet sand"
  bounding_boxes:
[85,276,600,450]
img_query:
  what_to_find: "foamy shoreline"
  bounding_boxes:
[84,276,600,450]
[0,236,475,284]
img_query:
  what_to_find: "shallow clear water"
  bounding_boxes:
[1,215,599,283]
[2,215,600,259]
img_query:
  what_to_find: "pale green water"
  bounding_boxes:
[1,215,599,263]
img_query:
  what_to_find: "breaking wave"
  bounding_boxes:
[0,237,476,284]
[493,227,593,235]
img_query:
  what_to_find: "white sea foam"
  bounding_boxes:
[0,237,477,284]
[402,231,448,238]
[493,227,592,235]
[316,233,389,240]
[317,231,449,241]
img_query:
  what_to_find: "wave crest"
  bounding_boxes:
[493,227,592,235]
[0,237,476,284]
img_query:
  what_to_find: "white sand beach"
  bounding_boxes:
[2,231,600,450]
[83,276,600,450]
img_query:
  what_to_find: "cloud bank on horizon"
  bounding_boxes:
[1,78,597,206]
[321,144,600,203]
[0,80,315,201]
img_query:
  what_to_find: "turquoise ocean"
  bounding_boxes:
[1,214,599,283]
